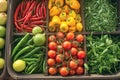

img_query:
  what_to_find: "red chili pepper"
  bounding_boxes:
[30,16,43,21]
[43,0,46,19]
[20,24,32,30]
[23,11,32,26]
[23,0,31,17]
[27,1,36,13]
[36,3,40,17]
[30,21,45,25]
[14,3,21,21]
[15,22,23,31]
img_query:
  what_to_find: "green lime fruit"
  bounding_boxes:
[13,60,26,72]
[0,26,6,37]
[0,13,7,25]
[0,0,7,12]
[0,38,5,49]
[0,58,5,69]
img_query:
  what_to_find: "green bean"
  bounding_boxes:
[21,47,41,58]
[12,33,31,57]
[13,45,34,61]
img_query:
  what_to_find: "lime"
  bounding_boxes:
[0,26,6,37]
[13,60,26,72]
[0,58,4,69]
[0,38,5,49]
[32,26,43,35]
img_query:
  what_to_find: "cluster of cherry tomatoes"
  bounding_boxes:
[47,32,86,76]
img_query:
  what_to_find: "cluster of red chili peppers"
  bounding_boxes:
[14,0,46,32]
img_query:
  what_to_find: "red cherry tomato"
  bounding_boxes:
[56,54,64,63]
[70,47,78,56]
[76,34,84,42]
[76,66,84,75]
[57,45,63,53]
[48,35,56,42]
[72,41,79,48]
[56,32,64,39]
[62,41,71,50]
[64,51,70,60]
[77,51,86,59]
[59,67,69,76]
[48,50,56,58]
[78,59,84,66]
[69,60,78,69]
[66,32,74,40]
[69,69,76,75]
[49,67,57,75]
[49,42,57,50]
[47,58,56,66]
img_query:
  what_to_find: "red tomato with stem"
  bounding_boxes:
[57,45,63,53]
[48,35,56,42]
[56,32,64,39]
[64,51,70,60]
[49,67,57,75]
[76,34,84,42]
[78,59,84,66]
[56,54,64,63]
[66,32,74,40]
[49,42,57,50]
[48,50,56,58]
[70,47,78,56]
[69,69,76,75]
[59,66,69,76]
[69,60,78,69]
[47,58,56,66]
[72,41,79,48]
[77,51,86,59]
[76,66,84,75]
[62,41,71,50]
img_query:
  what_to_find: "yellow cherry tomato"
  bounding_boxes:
[69,26,76,32]
[76,22,83,32]
[55,0,64,7]
[52,16,61,27]
[63,5,70,14]
[48,0,55,9]
[75,14,82,23]
[60,21,68,33]
[70,0,80,10]
[50,6,61,16]
[59,12,67,21]
[68,10,76,18]
[65,0,71,5]
[49,21,56,32]
[66,17,76,26]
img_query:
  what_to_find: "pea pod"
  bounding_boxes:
[12,33,31,57]
[13,45,34,61]
[21,47,41,58]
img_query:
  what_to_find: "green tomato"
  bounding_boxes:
[0,58,4,69]
[32,26,43,35]
[33,33,46,46]
[0,26,6,37]
[13,60,26,72]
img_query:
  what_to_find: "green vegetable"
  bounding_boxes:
[20,47,41,58]
[12,33,31,57]
[87,34,120,74]
[13,45,34,61]
[84,0,118,32]
[33,33,46,46]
